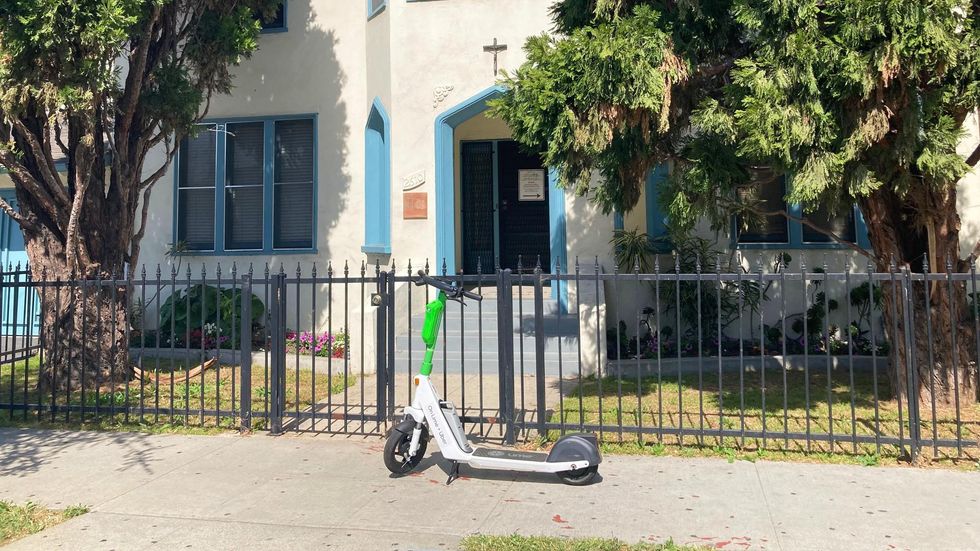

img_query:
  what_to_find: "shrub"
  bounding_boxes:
[158,285,265,349]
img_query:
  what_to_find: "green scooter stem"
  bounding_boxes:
[419,292,447,376]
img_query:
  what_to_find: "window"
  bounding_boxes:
[645,164,671,252]
[367,0,387,19]
[257,2,286,33]
[737,167,789,244]
[734,168,869,249]
[177,126,217,251]
[176,116,316,254]
[363,99,391,254]
[801,203,856,244]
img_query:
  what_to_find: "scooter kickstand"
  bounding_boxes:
[446,461,460,485]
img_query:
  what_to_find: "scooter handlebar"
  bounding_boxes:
[415,270,482,302]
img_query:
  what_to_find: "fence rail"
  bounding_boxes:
[0,259,977,464]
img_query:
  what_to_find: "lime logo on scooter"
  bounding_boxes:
[426,403,451,448]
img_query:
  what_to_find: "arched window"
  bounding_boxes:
[363,99,391,254]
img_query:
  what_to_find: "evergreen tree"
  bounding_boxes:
[0,0,280,390]
[493,0,980,404]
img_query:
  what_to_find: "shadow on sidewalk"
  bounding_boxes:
[0,428,170,477]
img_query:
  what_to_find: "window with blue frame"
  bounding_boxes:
[645,164,672,252]
[367,0,387,19]
[176,116,316,253]
[735,167,867,248]
[614,164,672,251]
[256,2,286,33]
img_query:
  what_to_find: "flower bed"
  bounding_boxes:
[285,330,348,359]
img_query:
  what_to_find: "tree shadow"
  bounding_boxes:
[0,427,173,478]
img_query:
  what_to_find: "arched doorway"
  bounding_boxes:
[434,86,567,278]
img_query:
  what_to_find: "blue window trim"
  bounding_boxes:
[172,113,318,256]
[363,97,392,255]
[259,1,287,34]
[367,0,387,20]
[732,174,871,251]
[612,165,672,253]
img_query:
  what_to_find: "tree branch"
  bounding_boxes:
[0,197,39,233]
[745,205,875,260]
[0,149,66,228]
[11,119,70,208]
[64,134,97,275]
[117,5,161,144]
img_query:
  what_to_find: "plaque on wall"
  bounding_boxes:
[403,192,428,219]
[518,169,547,201]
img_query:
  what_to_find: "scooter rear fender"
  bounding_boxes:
[546,433,602,465]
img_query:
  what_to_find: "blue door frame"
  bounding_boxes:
[434,86,568,310]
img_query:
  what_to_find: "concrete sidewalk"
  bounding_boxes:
[0,429,977,551]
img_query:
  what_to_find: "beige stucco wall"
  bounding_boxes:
[385,0,554,268]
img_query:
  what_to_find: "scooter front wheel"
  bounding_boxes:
[557,465,598,486]
[383,426,428,475]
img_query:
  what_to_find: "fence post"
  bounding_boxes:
[533,267,546,438]
[496,269,516,445]
[375,271,388,424]
[269,273,286,435]
[240,274,253,432]
[387,270,396,420]
[901,268,920,460]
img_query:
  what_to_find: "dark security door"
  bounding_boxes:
[497,141,550,272]
[461,142,495,274]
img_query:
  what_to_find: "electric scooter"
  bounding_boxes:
[383,270,602,486]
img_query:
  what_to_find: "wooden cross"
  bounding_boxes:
[483,38,508,76]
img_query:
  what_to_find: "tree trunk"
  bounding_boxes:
[860,186,979,408]
[25,221,130,393]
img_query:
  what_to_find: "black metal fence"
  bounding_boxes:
[0,259,977,463]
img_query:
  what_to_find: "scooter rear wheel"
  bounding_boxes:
[384,426,428,475]
[556,465,598,486]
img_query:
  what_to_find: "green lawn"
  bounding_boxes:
[547,368,980,462]
[0,501,88,546]
[0,355,354,432]
[460,535,707,551]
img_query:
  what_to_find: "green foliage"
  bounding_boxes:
[658,236,766,340]
[858,453,881,467]
[610,229,658,272]
[0,1,277,122]
[159,285,265,349]
[496,0,980,251]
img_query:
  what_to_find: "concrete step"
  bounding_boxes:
[394,334,580,355]
[408,300,567,318]
[391,357,581,377]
